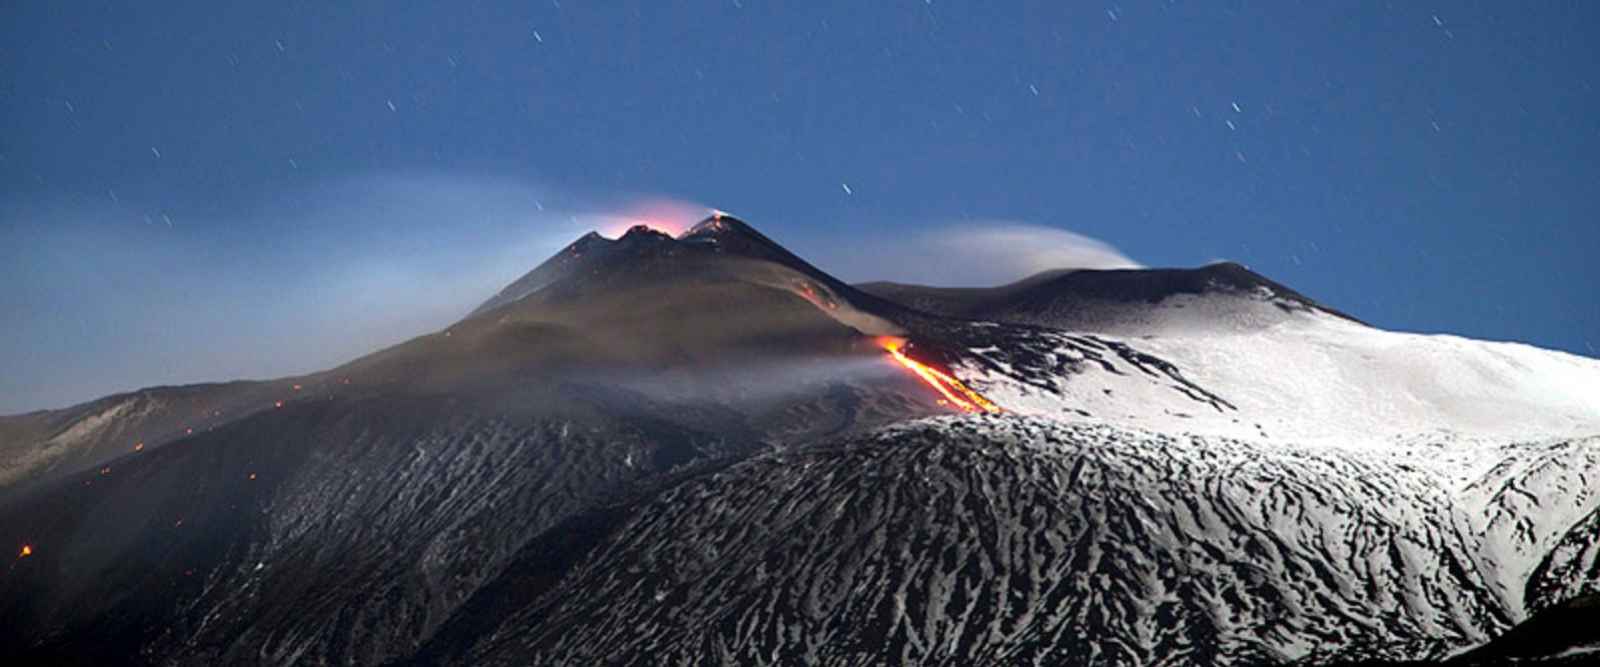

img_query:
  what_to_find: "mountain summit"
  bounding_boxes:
[471,214,908,331]
[2,214,1598,666]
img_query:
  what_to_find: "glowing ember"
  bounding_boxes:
[791,281,840,310]
[877,337,1002,414]
[19,545,31,558]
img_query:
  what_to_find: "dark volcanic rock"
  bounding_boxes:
[0,391,733,665]
[2,216,1594,667]
[0,216,950,665]
[858,262,1362,331]
[1446,594,1600,665]
[423,416,1588,666]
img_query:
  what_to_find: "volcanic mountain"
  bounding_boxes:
[856,260,1363,333]
[2,216,1598,666]
[0,217,925,499]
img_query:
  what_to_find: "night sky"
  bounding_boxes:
[3,1,1597,413]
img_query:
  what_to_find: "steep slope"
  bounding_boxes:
[472,216,910,335]
[0,217,960,665]
[0,218,940,500]
[4,214,1597,666]
[0,380,294,500]
[432,417,1600,666]
[0,390,735,665]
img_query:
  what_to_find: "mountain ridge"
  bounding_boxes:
[856,261,1364,332]
[2,214,1597,665]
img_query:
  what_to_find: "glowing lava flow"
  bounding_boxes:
[877,337,1002,414]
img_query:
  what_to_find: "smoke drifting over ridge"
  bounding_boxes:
[811,222,1142,288]
[1,175,1139,414]
[0,174,661,413]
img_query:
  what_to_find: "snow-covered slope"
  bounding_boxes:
[453,416,1600,666]
[5,215,1597,666]
[464,250,1599,665]
[947,307,1600,448]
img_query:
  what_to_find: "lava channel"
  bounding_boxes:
[877,336,1002,414]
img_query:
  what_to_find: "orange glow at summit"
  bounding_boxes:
[593,198,711,238]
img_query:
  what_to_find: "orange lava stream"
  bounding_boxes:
[877,337,1002,414]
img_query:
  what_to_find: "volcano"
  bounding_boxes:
[2,216,1598,666]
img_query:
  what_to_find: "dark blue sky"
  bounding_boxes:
[3,1,1597,413]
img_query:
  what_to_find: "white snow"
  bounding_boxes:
[960,301,1600,450]
[939,295,1600,638]
[516,414,1600,663]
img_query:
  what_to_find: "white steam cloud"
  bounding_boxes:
[0,173,697,414]
[3,180,1137,414]
[815,222,1141,288]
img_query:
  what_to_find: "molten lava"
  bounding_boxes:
[877,337,1001,414]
